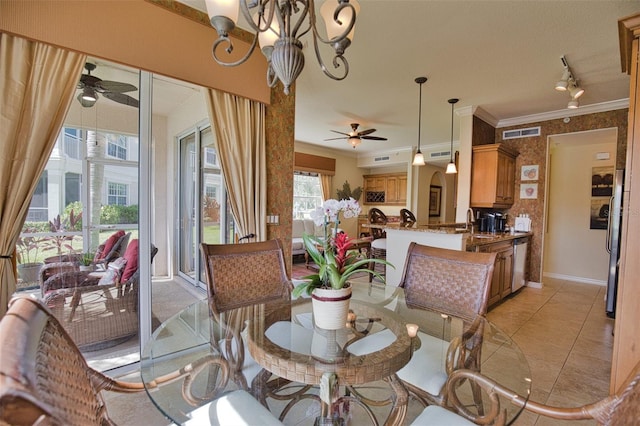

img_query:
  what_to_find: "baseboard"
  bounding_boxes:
[526,281,542,289]
[542,272,606,286]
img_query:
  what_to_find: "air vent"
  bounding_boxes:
[502,126,541,140]
[374,156,390,162]
[429,151,451,159]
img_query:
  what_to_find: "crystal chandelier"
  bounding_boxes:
[205,0,360,95]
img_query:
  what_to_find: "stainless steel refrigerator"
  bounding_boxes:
[606,169,624,318]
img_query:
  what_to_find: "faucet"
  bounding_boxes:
[466,208,475,233]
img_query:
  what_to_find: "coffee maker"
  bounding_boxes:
[478,211,507,233]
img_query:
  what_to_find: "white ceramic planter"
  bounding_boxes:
[17,262,43,284]
[311,285,352,330]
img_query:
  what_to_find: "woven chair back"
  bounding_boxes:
[0,297,111,425]
[369,208,388,240]
[400,208,416,228]
[606,361,640,425]
[200,239,293,313]
[399,243,497,321]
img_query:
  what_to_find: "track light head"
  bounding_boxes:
[568,81,584,99]
[555,70,571,91]
[568,98,579,109]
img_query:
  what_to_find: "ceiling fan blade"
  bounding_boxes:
[324,137,348,141]
[361,136,388,141]
[98,80,138,93]
[102,91,139,108]
[358,128,377,136]
[330,130,350,136]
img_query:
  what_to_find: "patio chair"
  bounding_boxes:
[396,243,497,408]
[368,208,388,283]
[40,242,157,350]
[411,360,640,425]
[200,239,310,403]
[39,230,131,290]
[0,296,278,426]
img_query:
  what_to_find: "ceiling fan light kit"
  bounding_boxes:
[205,0,359,95]
[555,55,584,109]
[325,122,387,148]
[76,62,139,108]
[412,76,427,167]
[446,98,459,174]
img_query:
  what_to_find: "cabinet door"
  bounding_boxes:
[397,175,408,203]
[487,256,503,307]
[500,248,514,298]
[496,152,516,203]
[386,176,398,202]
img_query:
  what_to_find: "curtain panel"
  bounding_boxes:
[0,33,86,316]
[205,89,267,241]
[320,174,332,201]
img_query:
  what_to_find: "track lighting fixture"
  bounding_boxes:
[412,76,427,166]
[555,55,585,109]
[446,98,459,174]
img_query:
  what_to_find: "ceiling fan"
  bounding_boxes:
[76,62,139,108]
[325,123,388,148]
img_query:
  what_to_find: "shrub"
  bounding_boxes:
[100,204,139,225]
[63,202,83,231]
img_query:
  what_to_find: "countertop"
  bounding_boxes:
[465,231,532,248]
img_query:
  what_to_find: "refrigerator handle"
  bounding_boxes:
[606,194,614,254]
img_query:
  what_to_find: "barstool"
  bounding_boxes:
[368,208,387,283]
[400,208,416,228]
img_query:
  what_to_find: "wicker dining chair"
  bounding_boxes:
[396,243,497,408]
[200,239,304,398]
[0,296,277,426]
[368,208,388,283]
[412,360,640,426]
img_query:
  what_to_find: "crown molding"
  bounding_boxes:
[495,99,629,128]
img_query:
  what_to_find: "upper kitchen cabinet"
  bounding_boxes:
[471,144,518,208]
[363,173,407,205]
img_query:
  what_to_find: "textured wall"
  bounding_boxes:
[495,109,628,283]
[265,84,295,274]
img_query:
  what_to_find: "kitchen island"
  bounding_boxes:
[379,223,531,288]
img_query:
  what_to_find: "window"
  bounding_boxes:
[65,172,81,206]
[63,127,81,159]
[26,171,48,222]
[293,172,322,219]
[107,135,127,160]
[107,182,128,206]
[204,147,218,167]
[205,185,217,200]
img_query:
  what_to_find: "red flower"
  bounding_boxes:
[333,232,354,272]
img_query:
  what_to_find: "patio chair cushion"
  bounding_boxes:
[99,230,125,260]
[98,257,127,285]
[121,239,139,283]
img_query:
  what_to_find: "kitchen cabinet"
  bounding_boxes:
[476,240,514,307]
[363,173,407,205]
[471,144,518,208]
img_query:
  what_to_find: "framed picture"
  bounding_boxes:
[429,185,442,217]
[592,166,614,197]
[590,198,609,230]
[520,183,538,199]
[521,165,539,181]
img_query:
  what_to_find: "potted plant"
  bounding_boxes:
[79,251,95,271]
[15,228,46,284]
[292,198,391,329]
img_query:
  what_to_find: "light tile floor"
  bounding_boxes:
[105,269,614,425]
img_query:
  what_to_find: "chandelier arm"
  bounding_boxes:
[309,1,356,46]
[211,33,261,67]
[312,34,349,81]
[266,64,279,88]
[237,0,275,34]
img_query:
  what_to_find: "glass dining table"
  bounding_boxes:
[140,283,531,425]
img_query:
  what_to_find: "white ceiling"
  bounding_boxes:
[180,0,639,157]
[100,1,640,159]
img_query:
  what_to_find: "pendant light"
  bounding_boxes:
[446,98,459,174]
[412,76,427,166]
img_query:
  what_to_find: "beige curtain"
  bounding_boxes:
[0,33,86,316]
[205,89,267,241]
[320,173,332,201]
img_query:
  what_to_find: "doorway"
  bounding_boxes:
[543,128,618,284]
